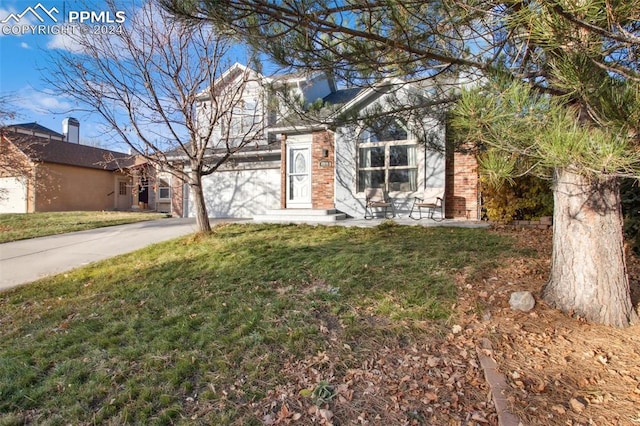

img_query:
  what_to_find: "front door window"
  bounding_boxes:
[287,145,311,207]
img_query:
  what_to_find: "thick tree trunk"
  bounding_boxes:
[189,170,212,234]
[543,168,638,327]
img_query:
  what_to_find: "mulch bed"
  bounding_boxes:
[458,227,640,426]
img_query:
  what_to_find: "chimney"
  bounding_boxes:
[62,117,80,144]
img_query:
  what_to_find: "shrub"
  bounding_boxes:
[481,175,554,223]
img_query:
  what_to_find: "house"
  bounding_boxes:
[174,63,479,221]
[0,119,151,214]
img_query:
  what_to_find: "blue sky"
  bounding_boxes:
[0,1,116,144]
[0,0,267,152]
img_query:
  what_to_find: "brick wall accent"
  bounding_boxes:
[445,148,479,219]
[171,178,184,217]
[311,130,335,209]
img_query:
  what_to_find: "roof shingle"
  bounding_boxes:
[7,132,134,171]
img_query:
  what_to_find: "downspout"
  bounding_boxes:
[183,182,189,218]
[31,163,37,213]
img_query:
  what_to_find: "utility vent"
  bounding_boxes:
[62,117,80,144]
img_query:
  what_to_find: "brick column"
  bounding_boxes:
[445,147,479,219]
[171,178,184,217]
[311,130,335,209]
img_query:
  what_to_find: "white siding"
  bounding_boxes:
[0,177,27,213]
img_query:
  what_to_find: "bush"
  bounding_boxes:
[482,175,554,223]
[621,179,640,254]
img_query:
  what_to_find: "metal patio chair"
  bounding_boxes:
[364,188,396,219]
[409,187,444,221]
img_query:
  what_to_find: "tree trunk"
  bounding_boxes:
[189,169,212,234]
[543,168,638,327]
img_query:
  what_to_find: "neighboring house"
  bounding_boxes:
[0,120,150,214]
[176,63,479,221]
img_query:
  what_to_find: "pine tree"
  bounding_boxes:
[164,0,640,326]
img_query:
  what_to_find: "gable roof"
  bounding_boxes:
[7,122,64,138]
[270,87,365,131]
[199,62,336,100]
[4,130,134,171]
[322,87,364,106]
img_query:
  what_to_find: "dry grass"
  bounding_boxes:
[0,211,167,243]
[2,223,638,425]
[0,223,509,425]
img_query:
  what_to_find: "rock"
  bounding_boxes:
[509,291,535,311]
[569,397,588,413]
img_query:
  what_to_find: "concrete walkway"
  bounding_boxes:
[0,216,488,292]
[0,218,199,291]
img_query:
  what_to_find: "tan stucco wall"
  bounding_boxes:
[34,163,123,212]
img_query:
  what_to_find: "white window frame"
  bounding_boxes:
[158,174,171,201]
[357,119,418,193]
[223,99,262,138]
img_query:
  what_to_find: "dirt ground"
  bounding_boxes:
[458,227,640,426]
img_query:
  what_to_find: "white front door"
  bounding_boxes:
[286,143,311,208]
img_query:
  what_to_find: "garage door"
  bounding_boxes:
[0,177,27,213]
[193,167,281,219]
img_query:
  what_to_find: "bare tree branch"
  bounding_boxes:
[44,0,269,232]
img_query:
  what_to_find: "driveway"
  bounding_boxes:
[0,218,199,291]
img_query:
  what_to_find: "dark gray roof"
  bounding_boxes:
[9,122,64,138]
[271,87,365,130]
[322,87,363,106]
[7,131,134,171]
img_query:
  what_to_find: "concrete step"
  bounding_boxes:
[253,209,347,223]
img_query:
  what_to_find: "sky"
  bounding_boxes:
[0,0,266,152]
[0,1,118,145]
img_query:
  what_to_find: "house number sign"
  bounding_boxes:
[319,160,332,167]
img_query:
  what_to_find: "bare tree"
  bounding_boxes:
[45,1,269,232]
[0,96,35,203]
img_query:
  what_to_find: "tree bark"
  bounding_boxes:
[189,169,212,234]
[543,168,638,327]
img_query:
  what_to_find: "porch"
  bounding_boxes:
[252,208,488,228]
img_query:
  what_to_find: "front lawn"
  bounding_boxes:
[0,211,167,243]
[0,223,514,425]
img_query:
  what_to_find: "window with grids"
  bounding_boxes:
[158,176,170,200]
[357,118,417,193]
[223,99,260,138]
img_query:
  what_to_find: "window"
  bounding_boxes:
[119,181,127,195]
[158,177,170,200]
[357,118,417,192]
[223,99,261,137]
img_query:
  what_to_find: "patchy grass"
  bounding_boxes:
[0,223,516,425]
[0,211,167,243]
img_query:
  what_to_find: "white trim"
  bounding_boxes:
[285,137,312,208]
